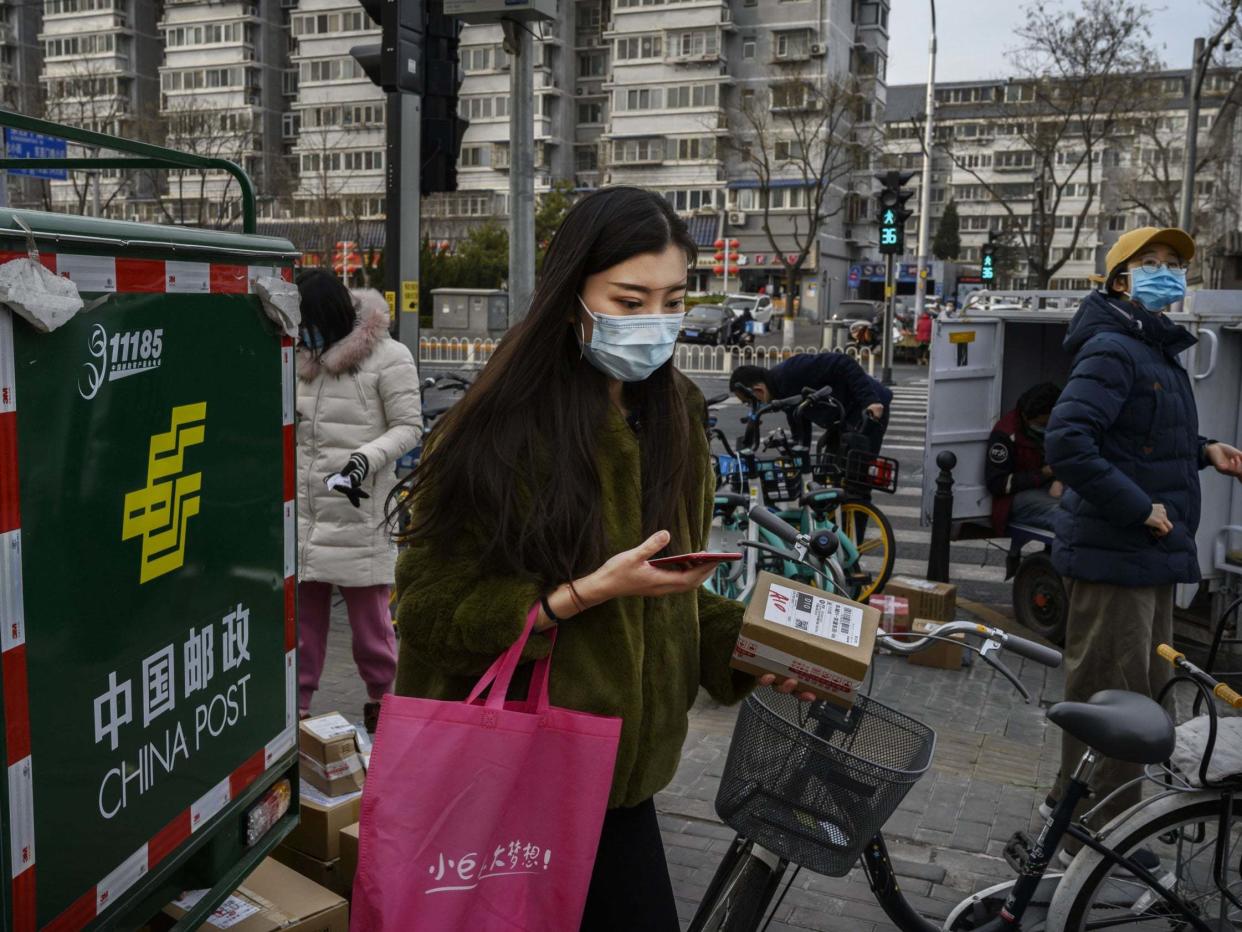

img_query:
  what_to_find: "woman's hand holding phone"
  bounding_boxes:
[582,531,719,603]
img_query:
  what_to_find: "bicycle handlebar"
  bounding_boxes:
[748,506,799,545]
[1002,633,1063,668]
[1158,643,1242,709]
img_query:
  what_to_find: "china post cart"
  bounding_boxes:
[921,290,1242,644]
[0,112,302,929]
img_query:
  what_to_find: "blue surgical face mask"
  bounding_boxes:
[300,325,325,351]
[577,296,685,382]
[1128,265,1187,312]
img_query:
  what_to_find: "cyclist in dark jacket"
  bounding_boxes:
[1045,226,1242,848]
[730,353,892,451]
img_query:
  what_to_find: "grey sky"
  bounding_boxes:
[886,1,1221,86]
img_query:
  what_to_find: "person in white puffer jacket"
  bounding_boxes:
[295,270,422,732]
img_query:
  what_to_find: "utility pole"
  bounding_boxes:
[385,93,421,360]
[875,169,914,386]
[912,1,936,327]
[503,20,535,322]
[1180,37,1206,232]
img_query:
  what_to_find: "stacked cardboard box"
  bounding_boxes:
[907,619,966,670]
[881,576,957,623]
[275,714,367,896]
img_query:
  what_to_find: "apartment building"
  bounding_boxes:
[158,0,291,224]
[289,0,386,221]
[38,0,160,216]
[878,70,1242,293]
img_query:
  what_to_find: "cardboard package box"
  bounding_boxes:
[340,823,360,893]
[906,618,966,670]
[163,858,347,932]
[271,845,351,899]
[299,713,366,797]
[882,576,957,623]
[283,784,362,861]
[731,571,879,708]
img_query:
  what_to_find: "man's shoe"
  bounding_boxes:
[364,701,381,735]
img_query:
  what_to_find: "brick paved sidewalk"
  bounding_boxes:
[310,598,1064,931]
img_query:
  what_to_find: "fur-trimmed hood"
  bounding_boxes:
[298,289,392,380]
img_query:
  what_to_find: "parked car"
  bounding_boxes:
[831,299,884,324]
[679,304,738,345]
[722,293,774,326]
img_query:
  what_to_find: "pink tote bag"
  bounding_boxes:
[350,606,621,931]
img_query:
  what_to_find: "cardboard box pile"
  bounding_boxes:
[731,571,879,708]
[273,713,368,897]
[870,593,911,634]
[162,858,347,932]
[906,618,966,670]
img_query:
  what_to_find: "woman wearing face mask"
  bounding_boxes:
[1042,228,1242,855]
[388,187,811,930]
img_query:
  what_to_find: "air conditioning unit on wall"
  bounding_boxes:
[728,210,746,225]
[810,43,825,57]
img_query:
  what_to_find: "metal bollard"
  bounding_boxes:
[927,450,957,583]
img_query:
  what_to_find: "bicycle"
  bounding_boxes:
[690,506,1062,932]
[692,511,1242,931]
[705,387,897,603]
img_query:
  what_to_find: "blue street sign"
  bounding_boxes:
[4,128,68,180]
[847,265,861,288]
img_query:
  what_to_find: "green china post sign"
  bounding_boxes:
[0,217,301,930]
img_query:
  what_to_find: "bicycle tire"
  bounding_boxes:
[1051,791,1242,931]
[691,849,785,932]
[831,501,895,602]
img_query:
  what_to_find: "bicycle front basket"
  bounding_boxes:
[715,692,934,877]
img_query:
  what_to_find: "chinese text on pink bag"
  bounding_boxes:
[351,606,621,931]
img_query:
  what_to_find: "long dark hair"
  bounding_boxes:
[296,268,358,352]
[390,186,699,586]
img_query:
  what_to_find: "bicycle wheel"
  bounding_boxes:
[831,500,895,602]
[690,847,786,932]
[1052,792,1242,930]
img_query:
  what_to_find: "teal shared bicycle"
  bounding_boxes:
[704,387,897,604]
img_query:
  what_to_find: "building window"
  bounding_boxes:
[575,145,598,171]
[462,47,492,73]
[615,34,663,61]
[493,144,510,169]
[460,145,485,168]
[577,101,603,123]
[669,30,719,59]
[674,137,716,160]
[613,138,663,164]
[774,139,803,160]
[774,30,810,60]
[577,51,605,77]
[742,37,756,60]
[664,83,718,109]
[771,82,807,109]
[282,112,299,138]
[664,188,719,211]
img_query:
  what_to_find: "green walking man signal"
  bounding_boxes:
[875,170,915,256]
[980,241,997,282]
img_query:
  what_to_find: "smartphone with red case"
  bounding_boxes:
[647,552,743,570]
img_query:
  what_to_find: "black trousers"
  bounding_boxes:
[579,799,679,932]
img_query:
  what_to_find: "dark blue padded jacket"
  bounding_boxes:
[1046,291,1209,586]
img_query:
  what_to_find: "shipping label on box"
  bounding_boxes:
[870,594,911,634]
[731,572,879,708]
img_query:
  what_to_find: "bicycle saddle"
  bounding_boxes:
[1047,690,1175,765]
[799,487,844,508]
[713,492,750,511]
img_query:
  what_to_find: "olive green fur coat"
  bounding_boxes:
[393,373,752,808]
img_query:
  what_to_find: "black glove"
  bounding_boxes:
[324,452,370,508]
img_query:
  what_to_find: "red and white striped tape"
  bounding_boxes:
[0,252,294,294]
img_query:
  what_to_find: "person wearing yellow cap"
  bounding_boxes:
[1041,227,1242,858]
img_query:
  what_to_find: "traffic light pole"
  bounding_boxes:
[882,252,895,385]
[386,91,422,360]
[912,2,936,325]
[504,20,535,323]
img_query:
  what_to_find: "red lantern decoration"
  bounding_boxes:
[713,265,725,276]
[713,251,725,261]
[728,251,740,261]
[713,238,725,249]
[729,238,740,248]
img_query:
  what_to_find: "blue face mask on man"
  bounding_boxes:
[577,296,685,382]
[1128,265,1187,312]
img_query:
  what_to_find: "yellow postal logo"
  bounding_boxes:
[122,403,207,584]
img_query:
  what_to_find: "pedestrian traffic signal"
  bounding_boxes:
[352,0,424,94]
[875,170,915,256]
[980,242,996,283]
